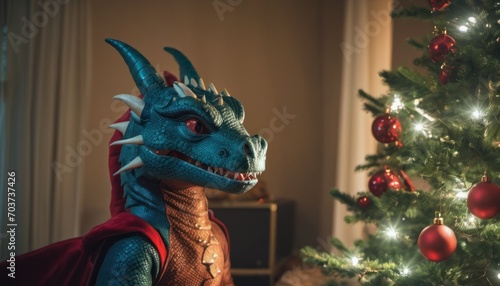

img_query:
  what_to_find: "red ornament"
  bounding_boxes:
[371,114,402,144]
[368,169,402,197]
[439,64,454,85]
[467,175,500,219]
[418,214,457,262]
[428,33,457,63]
[399,170,416,192]
[357,196,372,208]
[428,0,451,11]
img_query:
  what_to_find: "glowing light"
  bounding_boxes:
[351,256,360,266]
[414,123,424,132]
[497,272,500,279]
[468,17,476,23]
[401,267,411,276]
[453,181,468,198]
[414,121,430,136]
[414,99,435,121]
[472,108,482,119]
[386,227,398,239]
[391,94,404,112]
[463,215,478,228]
[459,25,468,32]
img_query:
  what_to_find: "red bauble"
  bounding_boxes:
[467,176,500,219]
[357,196,372,208]
[368,169,402,197]
[439,64,453,85]
[371,114,402,144]
[399,170,416,192]
[428,0,451,11]
[428,33,457,63]
[418,216,457,262]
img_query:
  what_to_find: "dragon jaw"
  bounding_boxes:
[149,148,262,181]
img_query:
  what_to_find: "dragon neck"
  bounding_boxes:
[160,182,207,217]
[123,173,170,247]
[122,174,209,249]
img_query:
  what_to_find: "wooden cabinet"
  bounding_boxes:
[209,200,295,286]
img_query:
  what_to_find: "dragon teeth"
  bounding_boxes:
[197,161,260,181]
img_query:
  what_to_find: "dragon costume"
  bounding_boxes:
[0,39,267,285]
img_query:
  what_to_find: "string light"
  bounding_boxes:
[453,180,468,198]
[458,16,476,33]
[414,121,431,137]
[462,215,478,229]
[414,99,435,121]
[386,227,398,239]
[351,256,360,266]
[401,267,411,276]
[471,108,483,119]
[390,94,404,112]
[469,216,476,223]
[414,122,425,132]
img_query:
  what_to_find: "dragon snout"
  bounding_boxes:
[240,135,267,159]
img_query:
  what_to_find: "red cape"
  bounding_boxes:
[0,212,167,286]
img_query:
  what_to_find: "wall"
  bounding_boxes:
[392,0,432,70]
[82,0,346,250]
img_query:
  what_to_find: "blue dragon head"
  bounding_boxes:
[107,39,267,194]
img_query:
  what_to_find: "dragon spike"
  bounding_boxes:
[109,121,130,134]
[201,95,207,103]
[173,81,197,98]
[113,156,144,176]
[221,88,231,97]
[114,94,145,117]
[208,83,219,95]
[184,75,190,85]
[106,39,165,98]
[110,135,144,146]
[190,78,198,87]
[218,95,224,106]
[164,47,200,82]
[198,78,206,90]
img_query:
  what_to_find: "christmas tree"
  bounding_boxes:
[301,1,500,285]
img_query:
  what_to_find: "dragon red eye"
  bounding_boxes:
[185,119,208,134]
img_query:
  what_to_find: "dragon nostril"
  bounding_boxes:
[244,143,252,156]
[219,149,229,158]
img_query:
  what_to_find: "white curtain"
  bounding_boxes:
[0,0,90,259]
[332,0,393,245]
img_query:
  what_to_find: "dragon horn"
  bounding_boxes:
[106,38,165,97]
[164,47,200,83]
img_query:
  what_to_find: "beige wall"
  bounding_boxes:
[82,0,346,250]
[392,0,432,70]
